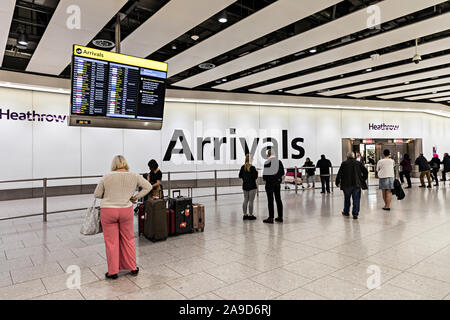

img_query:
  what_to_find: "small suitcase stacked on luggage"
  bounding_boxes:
[168,189,193,235]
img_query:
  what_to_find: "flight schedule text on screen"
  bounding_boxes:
[71,45,167,121]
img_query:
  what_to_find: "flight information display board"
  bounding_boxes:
[70,45,168,127]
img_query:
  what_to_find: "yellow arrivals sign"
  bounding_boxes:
[73,45,168,72]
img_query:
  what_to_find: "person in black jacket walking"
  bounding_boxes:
[415,153,432,188]
[316,155,332,193]
[239,154,258,221]
[429,154,441,187]
[441,153,450,182]
[262,149,285,224]
[335,152,369,219]
[302,158,316,189]
[399,154,412,189]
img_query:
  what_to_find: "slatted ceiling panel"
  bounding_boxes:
[26,0,127,75]
[406,90,450,100]
[378,85,450,100]
[166,0,341,78]
[0,0,15,67]
[216,10,450,91]
[351,77,450,98]
[174,0,447,89]
[432,96,450,102]
[120,0,235,59]
[206,1,445,90]
[251,37,450,94]
[288,55,450,95]
[321,68,450,97]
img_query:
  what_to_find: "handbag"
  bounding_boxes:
[80,199,102,235]
[354,163,368,190]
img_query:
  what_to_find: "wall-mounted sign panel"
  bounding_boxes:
[69,45,167,129]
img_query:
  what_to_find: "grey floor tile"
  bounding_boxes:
[251,268,312,294]
[79,277,140,300]
[31,289,85,300]
[167,272,227,299]
[41,267,99,293]
[126,265,183,289]
[213,279,280,300]
[302,276,370,300]
[0,279,47,300]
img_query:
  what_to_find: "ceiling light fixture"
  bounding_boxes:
[366,68,372,72]
[191,35,200,41]
[17,31,28,47]
[218,12,228,23]
[309,48,317,53]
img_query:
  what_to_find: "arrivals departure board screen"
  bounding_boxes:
[70,45,167,124]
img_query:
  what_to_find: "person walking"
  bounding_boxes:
[335,152,368,219]
[316,154,332,193]
[262,149,285,224]
[377,149,395,211]
[429,154,441,187]
[356,152,365,165]
[302,157,316,189]
[442,153,450,182]
[94,155,151,279]
[239,154,258,221]
[399,154,412,189]
[415,153,432,188]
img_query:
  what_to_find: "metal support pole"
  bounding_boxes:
[167,172,171,198]
[43,178,47,222]
[214,170,218,201]
[115,14,121,54]
[331,166,334,192]
[294,166,298,194]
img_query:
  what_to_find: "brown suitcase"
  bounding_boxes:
[192,203,205,232]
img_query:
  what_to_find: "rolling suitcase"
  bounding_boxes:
[192,203,205,232]
[167,208,176,236]
[143,191,168,242]
[168,188,193,235]
[137,203,145,236]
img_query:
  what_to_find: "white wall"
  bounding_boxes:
[0,87,449,189]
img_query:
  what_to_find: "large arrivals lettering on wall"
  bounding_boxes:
[0,108,67,123]
[163,128,305,162]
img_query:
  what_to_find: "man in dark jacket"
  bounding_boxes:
[316,155,332,194]
[335,152,368,219]
[441,153,450,182]
[262,149,285,224]
[415,153,432,188]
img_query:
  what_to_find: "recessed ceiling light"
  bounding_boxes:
[191,35,200,41]
[218,12,228,23]
[404,81,410,84]
[366,68,372,72]
[171,44,177,50]
[278,89,283,92]
[222,78,227,82]
[309,48,317,53]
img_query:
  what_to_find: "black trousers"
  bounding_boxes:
[431,169,439,185]
[399,171,411,187]
[265,182,283,219]
[443,170,448,181]
[320,175,330,192]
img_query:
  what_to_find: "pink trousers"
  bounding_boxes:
[100,206,137,275]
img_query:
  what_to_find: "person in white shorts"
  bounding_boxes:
[377,149,395,211]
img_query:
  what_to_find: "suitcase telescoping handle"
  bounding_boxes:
[172,190,181,198]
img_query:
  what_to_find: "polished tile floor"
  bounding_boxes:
[0,183,450,300]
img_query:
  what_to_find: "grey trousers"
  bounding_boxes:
[243,189,257,215]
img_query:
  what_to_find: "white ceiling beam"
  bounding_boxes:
[350,77,450,98]
[172,0,446,90]
[26,0,127,75]
[216,10,450,91]
[431,96,450,102]
[378,84,450,99]
[0,0,16,67]
[406,90,450,100]
[120,0,235,59]
[318,68,450,98]
[251,37,450,93]
[287,54,450,95]
[166,0,341,78]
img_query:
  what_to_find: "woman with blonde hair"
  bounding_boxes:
[94,155,151,279]
[238,154,258,220]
